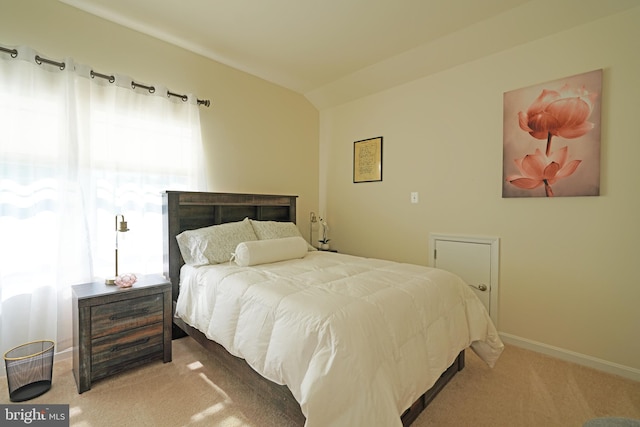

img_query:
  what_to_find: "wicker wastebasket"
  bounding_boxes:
[3,340,55,402]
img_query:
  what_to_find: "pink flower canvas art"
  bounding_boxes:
[502,69,602,197]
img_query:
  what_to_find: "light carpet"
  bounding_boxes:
[2,337,639,426]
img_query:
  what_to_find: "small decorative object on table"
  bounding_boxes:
[114,273,137,288]
[318,217,330,250]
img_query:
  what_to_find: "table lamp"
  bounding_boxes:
[105,214,129,285]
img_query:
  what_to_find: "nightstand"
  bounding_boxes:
[72,274,172,393]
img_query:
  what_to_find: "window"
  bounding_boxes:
[0,47,205,355]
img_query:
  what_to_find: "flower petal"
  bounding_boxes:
[520,153,546,178]
[557,121,594,139]
[548,97,591,126]
[548,145,569,165]
[528,89,560,113]
[507,177,543,189]
[518,111,533,133]
[542,161,561,180]
[556,159,581,179]
[527,112,560,138]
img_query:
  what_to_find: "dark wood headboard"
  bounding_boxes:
[162,191,298,300]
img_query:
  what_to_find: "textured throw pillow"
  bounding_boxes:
[176,217,258,265]
[250,220,316,251]
[233,236,309,267]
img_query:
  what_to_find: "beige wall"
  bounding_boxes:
[320,7,640,374]
[0,0,319,235]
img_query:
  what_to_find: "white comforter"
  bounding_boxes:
[176,251,503,427]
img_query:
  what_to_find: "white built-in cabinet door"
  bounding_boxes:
[428,234,499,327]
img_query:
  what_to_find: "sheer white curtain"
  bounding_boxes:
[0,46,206,357]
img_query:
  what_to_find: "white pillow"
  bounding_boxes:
[250,220,302,239]
[233,236,309,267]
[176,218,258,265]
[250,219,317,251]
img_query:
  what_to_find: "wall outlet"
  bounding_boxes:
[411,192,419,203]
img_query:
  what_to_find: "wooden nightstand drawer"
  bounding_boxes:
[91,323,164,381]
[91,294,164,338]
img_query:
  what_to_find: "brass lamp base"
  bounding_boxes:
[105,277,117,285]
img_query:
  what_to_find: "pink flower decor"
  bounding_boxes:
[507,78,598,197]
[506,147,581,197]
[518,84,597,156]
[115,273,137,288]
[503,70,601,198]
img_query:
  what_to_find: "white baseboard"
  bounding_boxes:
[500,332,640,382]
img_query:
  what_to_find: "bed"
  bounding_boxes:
[162,190,503,426]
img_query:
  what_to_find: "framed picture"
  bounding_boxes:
[353,136,383,183]
[502,69,602,197]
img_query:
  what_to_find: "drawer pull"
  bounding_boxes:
[109,308,149,321]
[111,337,150,352]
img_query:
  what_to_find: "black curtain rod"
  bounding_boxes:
[35,54,65,70]
[1,47,211,107]
[0,46,18,58]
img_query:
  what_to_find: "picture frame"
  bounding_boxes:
[502,69,602,198]
[353,136,383,183]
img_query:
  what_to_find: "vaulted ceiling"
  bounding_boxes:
[60,0,637,109]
